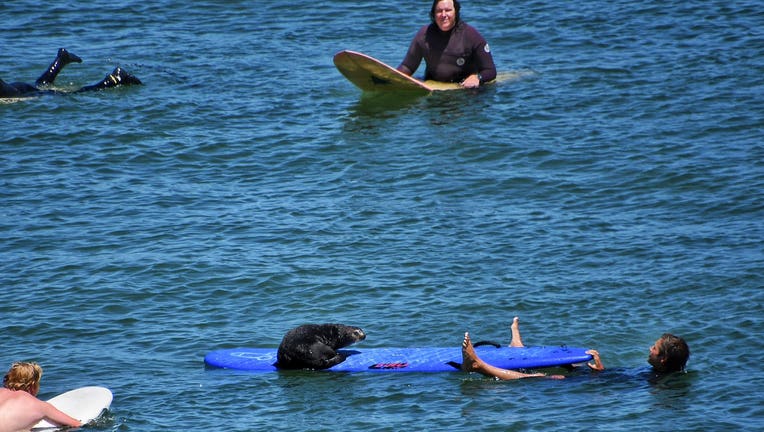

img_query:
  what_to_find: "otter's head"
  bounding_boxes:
[332,324,366,348]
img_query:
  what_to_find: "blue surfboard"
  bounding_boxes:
[204,345,592,372]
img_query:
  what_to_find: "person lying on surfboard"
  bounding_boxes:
[0,362,82,432]
[0,48,141,98]
[397,0,496,88]
[460,317,690,380]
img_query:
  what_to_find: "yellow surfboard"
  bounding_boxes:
[333,50,461,95]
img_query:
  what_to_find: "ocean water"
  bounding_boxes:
[2,1,762,431]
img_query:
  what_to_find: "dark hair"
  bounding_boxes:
[430,0,461,25]
[657,333,690,372]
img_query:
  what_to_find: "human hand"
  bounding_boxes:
[461,74,480,88]
[586,349,605,371]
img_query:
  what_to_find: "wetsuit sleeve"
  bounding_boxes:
[470,28,497,83]
[397,26,427,76]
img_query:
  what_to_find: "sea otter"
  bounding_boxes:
[276,323,366,370]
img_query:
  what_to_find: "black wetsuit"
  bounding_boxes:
[0,68,141,98]
[0,79,50,98]
[0,48,141,99]
[399,21,497,84]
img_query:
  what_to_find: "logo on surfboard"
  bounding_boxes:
[369,362,409,369]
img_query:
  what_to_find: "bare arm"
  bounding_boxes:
[40,400,83,428]
[0,390,82,431]
[586,350,605,371]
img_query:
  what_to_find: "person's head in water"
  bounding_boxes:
[430,0,461,32]
[3,362,43,395]
[648,333,690,372]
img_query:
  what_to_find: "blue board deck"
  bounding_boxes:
[204,346,592,372]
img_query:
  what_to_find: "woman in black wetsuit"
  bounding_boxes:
[0,48,141,98]
[397,0,496,88]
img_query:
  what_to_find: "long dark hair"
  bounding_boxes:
[430,0,461,25]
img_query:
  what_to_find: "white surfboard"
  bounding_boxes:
[32,386,112,430]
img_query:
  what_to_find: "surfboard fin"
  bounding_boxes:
[473,340,501,348]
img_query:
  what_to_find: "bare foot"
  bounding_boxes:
[509,316,525,347]
[462,330,559,380]
[461,332,480,372]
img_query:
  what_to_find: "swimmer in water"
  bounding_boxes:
[0,362,82,432]
[0,48,141,98]
[460,317,689,380]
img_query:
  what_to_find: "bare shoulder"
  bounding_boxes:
[0,388,46,418]
[0,389,49,431]
[0,388,44,407]
[0,388,27,401]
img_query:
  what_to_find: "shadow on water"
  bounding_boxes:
[350,91,427,116]
[345,69,534,118]
[346,85,490,119]
[339,86,496,139]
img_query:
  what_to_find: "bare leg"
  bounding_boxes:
[461,332,554,380]
[509,316,525,347]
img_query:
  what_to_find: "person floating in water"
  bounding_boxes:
[460,317,690,380]
[0,48,141,98]
[397,0,497,88]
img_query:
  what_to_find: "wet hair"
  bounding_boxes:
[430,0,461,25]
[656,333,690,372]
[3,362,43,393]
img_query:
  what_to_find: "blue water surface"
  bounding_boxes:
[2,1,763,431]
